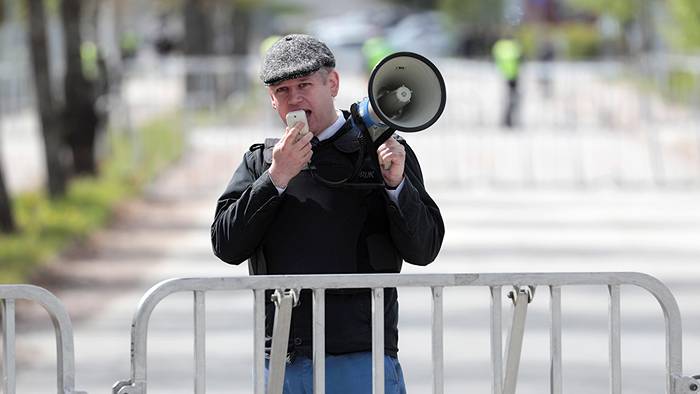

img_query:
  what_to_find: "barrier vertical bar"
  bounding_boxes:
[194,291,206,394]
[490,286,503,394]
[432,287,444,394]
[2,299,16,394]
[313,289,325,394]
[253,289,265,394]
[550,286,562,394]
[503,288,530,394]
[269,291,294,394]
[609,285,621,394]
[372,288,384,394]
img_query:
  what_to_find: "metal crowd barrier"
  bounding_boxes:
[111,272,699,394]
[0,284,86,394]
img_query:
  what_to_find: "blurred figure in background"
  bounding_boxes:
[537,38,556,99]
[361,36,393,75]
[492,36,523,128]
[119,31,139,61]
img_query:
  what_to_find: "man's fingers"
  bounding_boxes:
[292,131,314,150]
[299,130,314,144]
[381,136,399,148]
[281,123,306,145]
[284,122,303,138]
[298,143,312,157]
[378,140,405,173]
[303,149,313,161]
[378,145,404,159]
[377,146,391,157]
[380,151,394,165]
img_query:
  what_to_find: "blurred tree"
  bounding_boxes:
[0,149,15,233]
[383,0,437,10]
[227,0,255,95]
[184,0,214,56]
[439,0,505,25]
[439,0,505,56]
[565,0,658,54]
[229,0,255,56]
[26,0,68,198]
[668,0,700,49]
[566,0,635,23]
[0,4,16,233]
[184,0,214,94]
[61,0,102,175]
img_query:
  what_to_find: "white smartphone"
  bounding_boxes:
[285,110,309,137]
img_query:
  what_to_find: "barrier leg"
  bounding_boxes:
[503,286,534,394]
[268,289,299,394]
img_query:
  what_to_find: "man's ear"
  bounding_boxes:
[328,69,340,97]
[269,92,277,109]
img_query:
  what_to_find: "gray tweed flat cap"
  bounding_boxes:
[260,34,335,85]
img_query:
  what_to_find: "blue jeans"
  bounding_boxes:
[265,352,407,394]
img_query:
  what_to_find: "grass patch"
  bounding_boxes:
[0,113,184,283]
[666,68,699,103]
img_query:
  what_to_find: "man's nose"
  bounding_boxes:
[288,89,304,105]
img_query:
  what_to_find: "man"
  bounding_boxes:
[211,34,444,393]
[492,36,523,128]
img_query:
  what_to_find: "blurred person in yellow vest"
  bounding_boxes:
[492,37,522,128]
[361,36,392,75]
[119,31,139,60]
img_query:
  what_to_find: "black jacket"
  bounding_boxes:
[211,112,444,358]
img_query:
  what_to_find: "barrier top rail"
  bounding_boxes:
[0,284,86,394]
[114,272,695,394]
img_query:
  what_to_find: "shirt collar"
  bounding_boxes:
[316,110,345,142]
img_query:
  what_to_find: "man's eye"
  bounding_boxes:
[276,87,288,94]
[299,83,311,89]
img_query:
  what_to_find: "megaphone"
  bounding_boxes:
[310,52,446,188]
[356,52,447,145]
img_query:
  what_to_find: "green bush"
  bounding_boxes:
[517,23,602,60]
[0,113,184,283]
[561,23,602,59]
[666,68,698,103]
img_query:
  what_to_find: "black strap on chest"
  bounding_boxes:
[250,105,388,188]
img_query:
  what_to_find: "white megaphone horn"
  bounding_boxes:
[356,52,447,145]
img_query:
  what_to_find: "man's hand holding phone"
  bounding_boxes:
[285,110,309,141]
[268,120,314,189]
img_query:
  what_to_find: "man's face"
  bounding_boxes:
[268,69,340,135]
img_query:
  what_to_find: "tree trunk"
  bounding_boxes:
[26,0,68,198]
[0,123,16,233]
[184,0,214,95]
[229,3,251,94]
[184,0,213,56]
[61,0,99,175]
[636,0,656,53]
[0,0,14,233]
[230,4,251,56]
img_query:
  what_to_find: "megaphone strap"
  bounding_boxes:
[307,105,385,188]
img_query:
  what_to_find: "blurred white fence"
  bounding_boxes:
[416,58,700,188]
[2,51,699,190]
